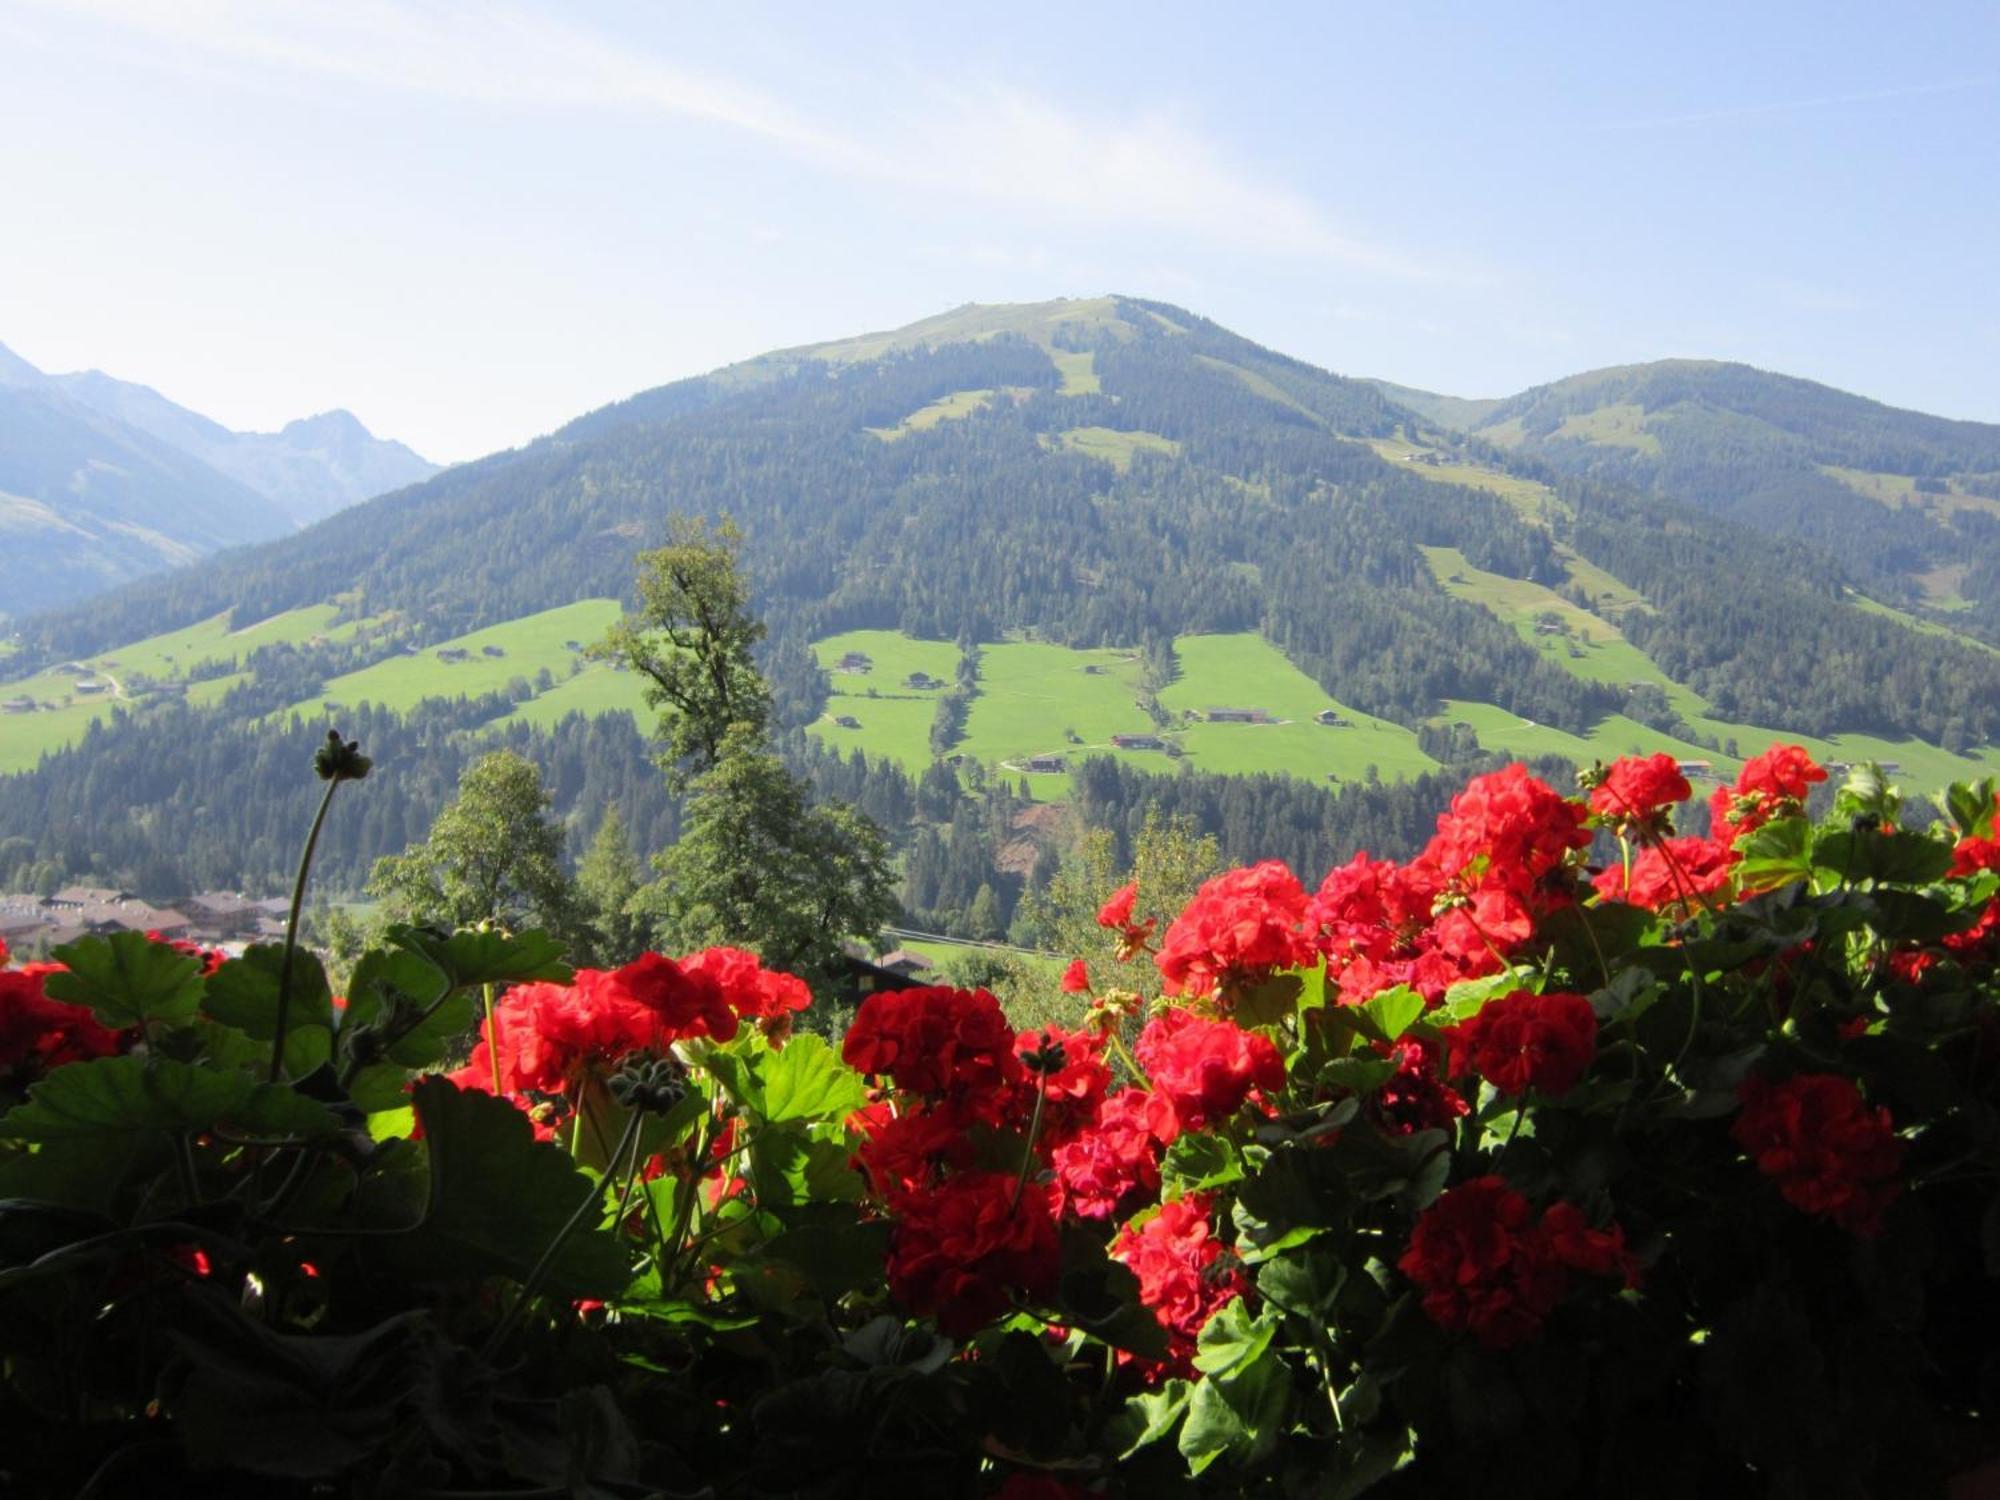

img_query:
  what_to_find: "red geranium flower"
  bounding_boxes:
[1050,1086,1171,1220]
[1732,1072,1904,1236]
[1113,1192,1248,1370]
[1710,743,1827,841]
[0,962,126,1085]
[1059,958,1092,994]
[885,1171,1061,1336]
[1588,753,1692,826]
[843,985,1023,1101]
[1446,989,1597,1098]
[1592,835,1736,911]
[1096,882,1155,956]
[1423,763,1591,903]
[680,946,811,1042]
[1397,1176,1566,1350]
[1371,1035,1469,1136]
[1155,860,1314,1000]
[1133,1008,1285,1135]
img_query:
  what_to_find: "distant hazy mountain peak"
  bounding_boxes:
[0,340,47,389]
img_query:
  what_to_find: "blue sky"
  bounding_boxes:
[1,1,1994,461]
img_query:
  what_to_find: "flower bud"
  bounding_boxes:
[314,729,372,783]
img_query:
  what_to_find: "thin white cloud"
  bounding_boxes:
[1597,76,1994,131]
[26,0,1441,277]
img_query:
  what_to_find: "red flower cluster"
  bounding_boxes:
[882,1171,1061,1337]
[0,960,125,1087]
[1592,834,1736,912]
[847,987,1073,1331]
[1133,1008,1285,1136]
[842,985,1022,1102]
[1588,753,1692,827]
[1447,990,1597,1098]
[1311,764,1590,1006]
[451,949,812,1104]
[1112,1192,1248,1370]
[1051,1086,1176,1221]
[1154,861,1315,1001]
[1732,1072,1905,1236]
[1398,1176,1639,1349]
[1709,743,1828,843]
[1371,1035,1469,1136]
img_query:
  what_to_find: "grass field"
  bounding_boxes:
[0,603,374,773]
[1366,437,1565,521]
[866,388,999,441]
[1053,427,1181,472]
[495,663,653,730]
[1052,351,1099,395]
[805,629,1439,794]
[808,629,961,769]
[1158,634,1439,784]
[279,600,623,720]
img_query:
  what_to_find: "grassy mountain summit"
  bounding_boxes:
[1370,359,2000,631]
[6,297,2000,894]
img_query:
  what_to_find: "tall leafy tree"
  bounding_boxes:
[604,520,898,989]
[368,749,578,938]
[595,515,771,790]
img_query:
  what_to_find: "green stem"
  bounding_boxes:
[269,778,341,1084]
[1008,1075,1050,1215]
[482,983,502,1095]
[482,1107,644,1361]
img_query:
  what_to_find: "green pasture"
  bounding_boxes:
[1158,634,1439,785]
[1052,351,1099,395]
[496,664,653,730]
[280,599,622,719]
[866,388,999,441]
[1365,437,1564,521]
[0,602,371,774]
[1052,427,1182,472]
[1422,549,2000,792]
[809,629,961,770]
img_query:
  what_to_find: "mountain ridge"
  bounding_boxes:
[0,340,438,616]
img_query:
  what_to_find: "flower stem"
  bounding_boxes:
[483,1106,643,1360]
[1008,1075,1049,1216]
[269,778,340,1084]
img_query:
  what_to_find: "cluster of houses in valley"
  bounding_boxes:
[0,886,292,960]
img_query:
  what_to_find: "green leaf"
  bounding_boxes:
[1234,972,1303,1029]
[1114,1378,1191,1458]
[0,1056,341,1141]
[759,1220,891,1302]
[43,932,205,1029]
[1321,1055,1398,1093]
[1193,1298,1277,1377]
[387,925,570,990]
[1056,1229,1170,1359]
[759,1034,867,1124]
[1356,986,1426,1045]
[370,1077,630,1300]
[747,1124,862,1207]
[339,948,465,1068]
[1733,816,1814,893]
[204,946,335,1075]
[1940,778,1998,841]
[1163,1132,1246,1193]
[1811,829,1953,887]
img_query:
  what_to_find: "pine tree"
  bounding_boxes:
[575,803,649,965]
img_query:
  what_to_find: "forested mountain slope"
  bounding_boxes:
[1373,360,2000,638]
[5,297,1999,903]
